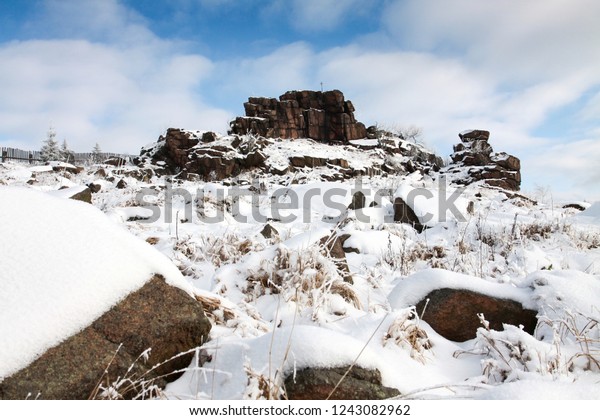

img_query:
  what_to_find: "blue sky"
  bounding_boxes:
[0,0,599,200]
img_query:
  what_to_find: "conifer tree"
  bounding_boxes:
[60,139,74,163]
[91,143,102,163]
[40,127,60,162]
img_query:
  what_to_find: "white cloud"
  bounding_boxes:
[32,0,156,46]
[0,0,231,153]
[313,47,538,154]
[0,39,231,153]
[524,138,600,201]
[383,0,600,84]
[216,42,317,100]
[578,91,600,128]
[288,0,363,31]
[262,0,369,32]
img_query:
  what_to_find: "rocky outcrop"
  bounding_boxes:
[137,128,200,171]
[229,90,367,143]
[138,129,443,182]
[0,275,211,400]
[137,129,268,180]
[136,93,445,181]
[284,366,399,400]
[447,130,521,191]
[415,288,538,342]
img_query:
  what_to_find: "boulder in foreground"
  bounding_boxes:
[0,275,211,400]
[415,288,538,342]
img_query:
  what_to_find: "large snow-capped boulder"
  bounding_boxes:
[0,187,210,399]
[389,269,538,342]
[1,275,210,399]
[414,288,538,342]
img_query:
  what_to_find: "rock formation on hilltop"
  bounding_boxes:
[229,90,367,143]
[137,96,522,192]
[445,129,521,191]
[136,89,443,181]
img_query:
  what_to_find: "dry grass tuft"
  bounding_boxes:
[145,237,160,245]
[195,294,236,324]
[383,309,432,363]
[330,281,362,310]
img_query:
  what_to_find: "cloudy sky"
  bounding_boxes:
[0,0,599,200]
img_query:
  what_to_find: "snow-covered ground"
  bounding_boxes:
[1,139,599,399]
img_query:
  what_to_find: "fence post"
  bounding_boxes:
[1,150,6,163]
[29,153,33,164]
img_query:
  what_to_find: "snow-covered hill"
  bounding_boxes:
[1,133,599,399]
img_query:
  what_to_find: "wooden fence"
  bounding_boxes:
[0,147,133,164]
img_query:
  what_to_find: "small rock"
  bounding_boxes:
[285,366,399,400]
[52,165,83,175]
[104,157,127,167]
[69,188,92,204]
[348,191,366,210]
[201,131,218,143]
[393,197,424,232]
[320,234,353,283]
[339,234,359,254]
[459,129,490,142]
[260,223,279,239]
[116,179,127,189]
[467,201,474,215]
[87,183,102,193]
[562,203,586,211]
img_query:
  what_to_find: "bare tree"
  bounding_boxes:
[396,125,423,143]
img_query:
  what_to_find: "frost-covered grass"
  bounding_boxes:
[1,151,600,399]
